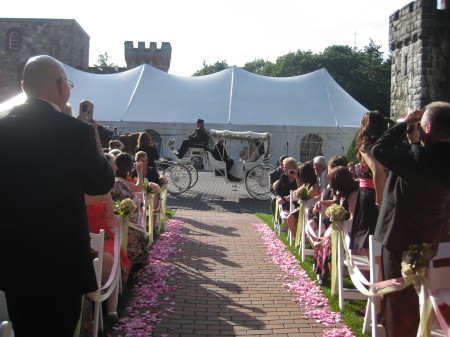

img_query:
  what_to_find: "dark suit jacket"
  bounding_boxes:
[372,122,450,253]
[0,98,115,297]
[212,142,230,162]
[269,167,283,193]
[188,126,209,145]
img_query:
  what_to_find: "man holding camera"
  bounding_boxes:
[0,55,114,337]
[372,102,450,337]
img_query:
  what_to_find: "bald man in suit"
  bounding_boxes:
[0,55,115,337]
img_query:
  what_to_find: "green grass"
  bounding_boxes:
[254,213,369,337]
[99,209,175,337]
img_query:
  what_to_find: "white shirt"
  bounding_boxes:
[319,169,328,193]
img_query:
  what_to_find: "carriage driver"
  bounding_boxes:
[176,118,209,159]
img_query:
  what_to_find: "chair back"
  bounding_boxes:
[0,292,13,337]
[135,191,147,231]
[204,151,227,176]
[90,230,105,288]
[0,291,9,323]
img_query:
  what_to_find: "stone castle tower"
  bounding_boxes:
[389,0,450,119]
[0,18,89,103]
[124,41,171,72]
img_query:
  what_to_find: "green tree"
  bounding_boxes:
[193,60,229,76]
[92,52,119,73]
[243,59,273,75]
[192,41,391,114]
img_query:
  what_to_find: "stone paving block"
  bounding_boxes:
[127,172,347,337]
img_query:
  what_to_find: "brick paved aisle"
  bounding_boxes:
[152,210,325,337]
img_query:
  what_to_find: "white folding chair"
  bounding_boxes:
[298,198,316,261]
[426,242,450,336]
[90,230,105,337]
[335,220,369,310]
[134,191,147,232]
[0,291,14,337]
[362,235,384,337]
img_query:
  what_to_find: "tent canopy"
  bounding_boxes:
[1,64,366,129]
[0,64,367,163]
[60,64,366,128]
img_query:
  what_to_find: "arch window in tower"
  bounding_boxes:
[300,134,323,163]
[9,32,20,50]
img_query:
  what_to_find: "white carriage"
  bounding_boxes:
[161,129,274,200]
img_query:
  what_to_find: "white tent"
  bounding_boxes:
[1,64,367,164]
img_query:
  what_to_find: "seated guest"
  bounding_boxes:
[132,151,168,210]
[107,154,157,275]
[347,161,357,179]
[269,155,288,214]
[315,166,359,283]
[287,161,321,237]
[307,155,349,235]
[274,157,302,216]
[132,151,167,186]
[85,192,130,318]
[109,140,125,152]
[212,139,237,180]
[135,132,159,169]
[313,156,328,193]
[109,149,122,157]
[176,118,209,159]
[114,152,160,195]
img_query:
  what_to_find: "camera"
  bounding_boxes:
[79,100,94,122]
[288,170,295,175]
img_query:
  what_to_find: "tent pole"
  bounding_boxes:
[227,66,235,125]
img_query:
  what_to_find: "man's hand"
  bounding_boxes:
[404,110,424,125]
[403,110,423,144]
[135,161,144,176]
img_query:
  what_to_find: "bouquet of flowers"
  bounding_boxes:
[113,198,137,218]
[143,181,154,195]
[166,139,175,150]
[293,185,311,201]
[401,243,434,289]
[325,204,348,221]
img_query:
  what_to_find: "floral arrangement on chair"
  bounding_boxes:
[401,243,434,290]
[143,181,154,195]
[293,186,311,202]
[325,204,348,221]
[113,198,137,218]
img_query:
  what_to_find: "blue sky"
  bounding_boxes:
[3,0,414,76]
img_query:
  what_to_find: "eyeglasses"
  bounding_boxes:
[58,77,74,89]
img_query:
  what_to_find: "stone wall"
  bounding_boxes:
[389,0,450,119]
[0,18,89,103]
[124,41,171,72]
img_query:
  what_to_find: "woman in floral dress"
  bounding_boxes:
[106,153,158,275]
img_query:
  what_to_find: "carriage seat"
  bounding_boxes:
[204,151,227,177]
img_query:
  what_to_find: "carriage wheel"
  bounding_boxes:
[245,164,274,200]
[163,164,192,195]
[186,164,198,188]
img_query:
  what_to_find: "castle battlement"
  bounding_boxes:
[389,0,450,118]
[124,41,172,72]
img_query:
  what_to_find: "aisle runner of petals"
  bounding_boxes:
[112,219,184,337]
[252,223,355,337]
